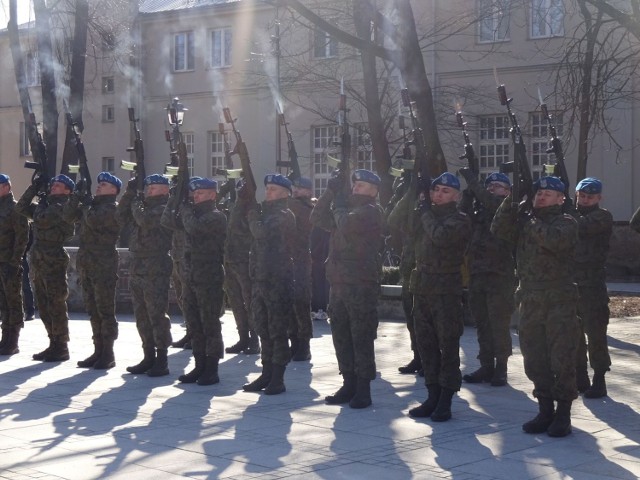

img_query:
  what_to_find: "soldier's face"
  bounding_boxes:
[487,182,510,196]
[265,184,289,201]
[352,181,378,198]
[50,182,71,196]
[193,189,216,204]
[146,184,169,197]
[431,185,459,205]
[96,182,118,196]
[0,183,10,197]
[293,186,312,199]
[576,191,601,207]
[534,189,564,208]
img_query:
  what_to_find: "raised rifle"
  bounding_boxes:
[326,82,351,194]
[165,98,190,207]
[215,122,242,203]
[455,110,479,177]
[63,101,92,197]
[121,108,146,193]
[389,114,415,178]
[400,88,430,197]
[539,95,570,197]
[223,107,257,199]
[278,112,302,183]
[23,105,49,199]
[496,83,533,209]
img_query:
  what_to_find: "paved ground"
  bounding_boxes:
[1,305,639,479]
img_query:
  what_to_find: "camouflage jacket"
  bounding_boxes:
[248,197,295,282]
[224,197,253,265]
[460,181,515,277]
[491,199,577,291]
[160,195,186,262]
[181,199,227,279]
[571,204,612,286]
[410,201,471,294]
[387,184,417,280]
[0,192,29,266]
[16,185,74,253]
[310,189,383,286]
[288,196,313,263]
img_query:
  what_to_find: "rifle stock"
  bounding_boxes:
[540,102,570,196]
[278,113,302,183]
[123,107,146,192]
[223,107,257,198]
[64,101,91,195]
[455,111,479,176]
[167,98,190,207]
[400,88,429,195]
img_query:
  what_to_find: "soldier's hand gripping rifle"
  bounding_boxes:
[64,101,92,198]
[539,92,570,203]
[278,112,302,183]
[23,105,50,199]
[164,98,190,208]
[215,122,242,202]
[223,107,257,201]
[496,83,533,210]
[121,108,146,194]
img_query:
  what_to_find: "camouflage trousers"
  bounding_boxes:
[289,259,312,341]
[519,287,579,402]
[130,255,172,350]
[327,283,379,380]
[183,260,225,359]
[224,261,253,337]
[30,248,70,341]
[251,278,293,367]
[401,275,416,353]
[171,257,187,313]
[78,253,119,342]
[0,262,24,330]
[576,284,611,373]
[468,273,514,364]
[413,293,464,391]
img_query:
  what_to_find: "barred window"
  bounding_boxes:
[478,115,510,182]
[209,131,225,178]
[312,125,339,197]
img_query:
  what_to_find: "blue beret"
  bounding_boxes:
[352,169,381,186]
[485,172,511,187]
[144,174,170,186]
[534,176,565,193]
[264,173,292,192]
[576,177,602,194]
[292,176,313,190]
[97,171,122,191]
[431,172,460,190]
[189,178,217,191]
[0,174,10,184]
[50,174,75,191]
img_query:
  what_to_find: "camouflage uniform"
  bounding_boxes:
[0,190,29,351]
[117,188,173,353]
[17,185,75,348]
[460,182,515,373]
[63,194,120,346]
[288,195,314,352]
[572,204,613,376]
[310,189,383,381]
[248,197,295,368]
[492,199,579,403]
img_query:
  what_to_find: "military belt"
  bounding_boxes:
[519,278,573,290]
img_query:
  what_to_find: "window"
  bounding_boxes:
[531,0,564,38]
[19,122,31,157]
[530,112,563,180]
[173,31,195,72]
[102,157,115,173]
[478,115,510,182]
[102,105,115,122]
[312,125,340,197]
[314,27,338,59]
[209,28,232,68]
[26,52,40,87]
[183,132,195,176]
[102,76,114,94]
[478,0,510,43]
[355,124,375,171]
[209,131,225,177]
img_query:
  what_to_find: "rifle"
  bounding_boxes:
[389,114,415,178]
[539,94,569,197]
[455,110,479,177]
[165,98,190,207]
[326,81,351,194]
[121,107,146,193]
[63,101,92,196]
[496,83,533,209]
[23,105,49,199]
[223,107,257,198]
[278,112,302,183]
[400,88,430,196]
[215,122,241,203]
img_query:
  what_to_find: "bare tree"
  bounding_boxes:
[584,0,640,40]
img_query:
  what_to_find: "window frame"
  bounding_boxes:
[478,115,511,182]
[478,0,511,43]
[102,105,115,123]
[312,125,340,197]
[209,27,233,68]
[101,157,115,173]
[530,0,565,39]
[313,26,338,59]
[173,31,195,72]
[102,76,115,94]
[530,111,563,180]
[209,130,226,178]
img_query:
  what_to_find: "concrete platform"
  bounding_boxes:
[1,310,639,479]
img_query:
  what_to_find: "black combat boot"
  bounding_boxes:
[0,327,20,356]
[325,373,356,405]
[576,367,591,393]
[349,377,372,409]
[77,338,103,368]
[126,347,156,374]
[584,370,607,399]
[431,387,455,422]
[147,348,170,377]
[490,357,508,386]
[171,333,191,349]
[197,356,220,386]
[243,363,273,392]
[522,397,555,434]
[93,339,116,370]
[244,331,260,354]
[264,364,286,395]
[0,327,8,350]
[409,384,441,418]
[547,400,572,437]
[225,335,249,354]
[32,336,54,361]
[291,338,311,362]
[179,354,205,383]
[463,362,494,383]
[398,355,421,374]
[289,337,299,359]
[44,338,70,362]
